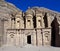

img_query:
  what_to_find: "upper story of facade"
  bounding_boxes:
[0,0,60,30]
[4,7,60,29]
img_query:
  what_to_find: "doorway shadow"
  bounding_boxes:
[27,35,31,44]
[51,17,59,47]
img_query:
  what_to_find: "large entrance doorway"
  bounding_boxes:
[27,35,31,44]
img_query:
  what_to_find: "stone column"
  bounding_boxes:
[32,30,36,46]
[41,15,45,28]
[0,19,4,46]
[15,30,20,46]
[11,19,15,29]
[47,13,51,28]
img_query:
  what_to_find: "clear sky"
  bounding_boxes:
[5,0,60,12]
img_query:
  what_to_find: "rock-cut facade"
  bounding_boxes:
[0,0,60,47]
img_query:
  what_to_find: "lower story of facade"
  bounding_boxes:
[1,28,51,47]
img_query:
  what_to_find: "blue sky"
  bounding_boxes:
[5,0,60,12]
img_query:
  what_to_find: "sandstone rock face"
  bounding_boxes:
[0,0,21,46]
[0,0,60,47]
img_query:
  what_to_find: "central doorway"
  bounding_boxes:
[27,35,31,44]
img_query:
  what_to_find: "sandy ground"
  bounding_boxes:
[0,44,60,51]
